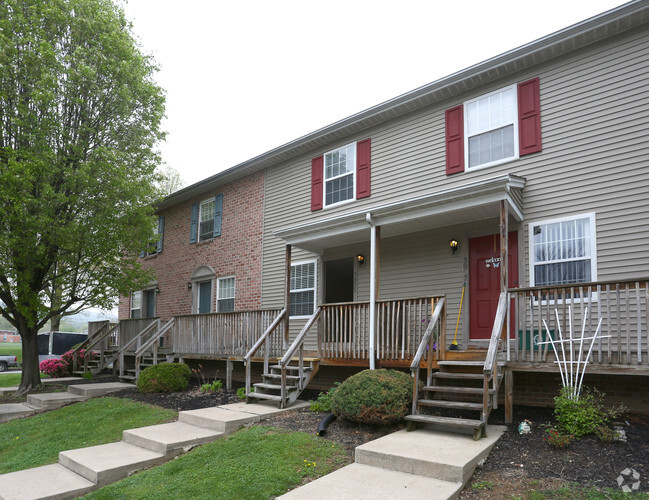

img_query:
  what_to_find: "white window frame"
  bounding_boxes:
[130,291,142,319]
[323,143,356,208]
[464,84,519,171]
[290,260,317,318]
[528,212,597,292]
[216,276,236,313]
[199,198,215,242]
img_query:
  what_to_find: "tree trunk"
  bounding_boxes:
[16,328,42,396]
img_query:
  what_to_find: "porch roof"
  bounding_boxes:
[275,174,525,254]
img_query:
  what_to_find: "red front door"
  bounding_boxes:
[469,232,518,340]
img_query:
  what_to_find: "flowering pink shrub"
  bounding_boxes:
[39,349,96,378]
[39,358,70,378]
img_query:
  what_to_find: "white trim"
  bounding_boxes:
[130,291,142,319]
[323,142,357,208]
[464,84,519,171]
[528,212,598,288]
[289,259,317,319]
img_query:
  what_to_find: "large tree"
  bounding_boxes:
[0,0,165,394]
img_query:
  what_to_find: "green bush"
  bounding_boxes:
[137,363,192,393]
[554,386,626,438]
[309,382,340,412]
[200,379,222,393]
[330,369,413,425]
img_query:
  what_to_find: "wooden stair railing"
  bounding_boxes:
[133,318,175,380]
[115,320,160,381]
[406,293,507,440]
[79,323,120,375]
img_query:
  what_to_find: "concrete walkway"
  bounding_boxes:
[279,424,507,500]
[0,378,134,423]
[0,397,310,500]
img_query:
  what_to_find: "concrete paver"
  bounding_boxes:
[178,406,262,434]
[123,421,224,456]
[278,462,462,499]
[0,402,36,423]
[0,464,95,500]
[223,400,310,418]
[26,392,86,411]
[59,441,166,486]
[67,382,133,398]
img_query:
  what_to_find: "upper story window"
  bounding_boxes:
[190,194,223,244]
[217,276,235,312]
[199,199,215,241]
[311,139,371,211]
[445,77,541,176]
[147,216,164,256]
[290,260,316,317]
[324,143,356,207]
[529,213,597,287]
[465,86,517,169]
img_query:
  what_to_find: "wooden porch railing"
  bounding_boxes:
[321,296,444,362]
[509,279,649,366]
[244,308,287,398]
[117,318,158,350]
[173,309,284,357]
[483,292,508,421]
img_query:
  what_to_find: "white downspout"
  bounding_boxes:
[366,213,376,370]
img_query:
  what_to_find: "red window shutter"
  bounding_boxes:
[356,138,371,199]
[311,156,324,211]
[445,105,464,175]
[518,77,542,155]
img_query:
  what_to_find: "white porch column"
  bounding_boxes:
[366,213,378,369]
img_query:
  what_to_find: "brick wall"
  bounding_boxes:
[118,170,265,320]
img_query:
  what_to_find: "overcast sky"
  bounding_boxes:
[120,0,627,188]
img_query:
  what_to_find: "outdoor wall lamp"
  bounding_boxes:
[187,282,192,291]
[356,254,365,266]
[155,287,161,294]
[449,239,459,254]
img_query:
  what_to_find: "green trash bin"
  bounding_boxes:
[518,329,552,351]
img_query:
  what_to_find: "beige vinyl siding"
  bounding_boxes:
[261,25,649,350]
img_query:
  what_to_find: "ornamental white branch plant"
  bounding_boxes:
[538,307,610,400]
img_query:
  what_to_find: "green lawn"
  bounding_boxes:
[0,343,21,363]
[83,425,350,500]
[0,373,21,387]
[0,397,176,474]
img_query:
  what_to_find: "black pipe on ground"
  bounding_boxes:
[317,413,337,436]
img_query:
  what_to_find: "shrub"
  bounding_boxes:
[39,358,70,378]
[137,363,192,393]
[237,386,254,400]
[543,425,573,448]
[330,369,413,425]
[309,382,340,412]
[554,386,626,438]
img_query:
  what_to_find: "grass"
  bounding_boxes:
[0,373,22,387]
[0,343,21,363]
[0,397,176,474]
[82,425,350,500]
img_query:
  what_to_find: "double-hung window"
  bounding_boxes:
[324,143,356,207]
[465,85,518,169]
[199,199,215,241]
[130,291,142,319]
[529,213,597,287]
[217,277,235,313]
[290,261,316,317]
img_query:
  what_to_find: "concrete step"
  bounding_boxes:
[178,407,262,434]
[26,392,86,411]
[0,464,95,500]
[0,403,37,423]
[59,441,166,487]
[277,462,462,499]
[354,426,505,484]
[123,421,224,456]
[67,382,134,398]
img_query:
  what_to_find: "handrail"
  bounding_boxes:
[135,318,174,357]
[410,297,446,371]
[82,323,120,373]
[243,308,287,363]
[86,322,119,352]
[279,307,322,367]
[72,322,107,372]
[484,292,508,375]
[510,277,649,294]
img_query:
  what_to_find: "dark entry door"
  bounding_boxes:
[144,289,156,318]
[325,258,354,303]
[469,232,518,340]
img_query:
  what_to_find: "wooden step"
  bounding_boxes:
[422,386,494,395]
[119,375,136,383]
[268,365,313,372]
[431,372,485,380]
[404,414,486,440]
[262,373,300,381]
[247,392,282,402]
[253,383,298,392]
[417,399,484,411]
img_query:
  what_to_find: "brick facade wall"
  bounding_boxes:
[118,171,265,320]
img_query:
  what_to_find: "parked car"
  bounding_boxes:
[0,355,18,372]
